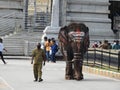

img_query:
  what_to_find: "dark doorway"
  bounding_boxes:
[109,1,120,33]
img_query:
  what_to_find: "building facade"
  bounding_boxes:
[0,0,24,36]
[59,0,118,40]
[43,0,120,41]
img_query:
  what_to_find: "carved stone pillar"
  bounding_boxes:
[41,0,60,40]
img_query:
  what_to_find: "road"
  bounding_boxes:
[0,59,120,90]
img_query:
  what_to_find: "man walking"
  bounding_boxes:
[0,38,7,64]
[31,43,46,82]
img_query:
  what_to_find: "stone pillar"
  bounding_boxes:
[51,0,59,27]
[41,0,60,40]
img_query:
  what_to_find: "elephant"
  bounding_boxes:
[58,23,90,80]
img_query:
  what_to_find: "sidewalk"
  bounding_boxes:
[83,66,120,80]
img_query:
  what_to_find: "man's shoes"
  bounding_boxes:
[34,78,38,82]
[4,62,7,64]
[34,78,43,82]
[38,78,43,82]
[34,80,37,82]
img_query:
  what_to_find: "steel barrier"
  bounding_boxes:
[84,48,120,71]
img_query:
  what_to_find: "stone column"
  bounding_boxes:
[51,0,59,27]
[41,0,60,40]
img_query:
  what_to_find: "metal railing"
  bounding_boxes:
[84,48,120,71]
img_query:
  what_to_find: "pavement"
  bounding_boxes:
[3,55,120,80]
[0,77,11,90]
[0,56,120,90]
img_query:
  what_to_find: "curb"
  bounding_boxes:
[83,66,120,80]
[4,56,31,60]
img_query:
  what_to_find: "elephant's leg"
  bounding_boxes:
[73,59,83,80]
[79,60,84,80]
[65,62,73,80]
[73,60,81,80]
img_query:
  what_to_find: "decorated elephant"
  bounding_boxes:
[58,23,90,80]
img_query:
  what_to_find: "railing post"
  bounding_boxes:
[94,48,96,66]
[24,0,29,31]
[118,51,120,71]
[109,49,111,69]
[101,49,103,68]
[86,50,88,65]
[24,40,29,56]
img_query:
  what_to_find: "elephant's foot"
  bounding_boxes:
[74,75,84,81]
[65,75,73,80]
[76,77,84,81]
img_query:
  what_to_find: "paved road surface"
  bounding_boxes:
[0,59,120,90]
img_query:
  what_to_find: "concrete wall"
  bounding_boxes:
[0,0,24,36]
[0,0,23,17]
[60,0,116,40]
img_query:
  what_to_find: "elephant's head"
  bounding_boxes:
[58,23,89,54]
[67,23,89,54]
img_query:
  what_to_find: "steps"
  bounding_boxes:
[26,12,51,32]
[0,0,23,37]
[60,0,115,40]
[3,31,43,56]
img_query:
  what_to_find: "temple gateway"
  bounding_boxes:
[0,0,120,55]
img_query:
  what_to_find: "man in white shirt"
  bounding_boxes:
[0,38,7,64]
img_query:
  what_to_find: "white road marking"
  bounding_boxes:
[0,77,14,90]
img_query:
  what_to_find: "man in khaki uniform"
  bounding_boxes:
[31,43,45,82]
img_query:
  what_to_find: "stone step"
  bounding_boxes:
[68,0,109,5]
[2,31,43,56]
[67,16,111,23]
[63,0,115,39]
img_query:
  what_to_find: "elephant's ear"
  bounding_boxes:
[58,26,68,45]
